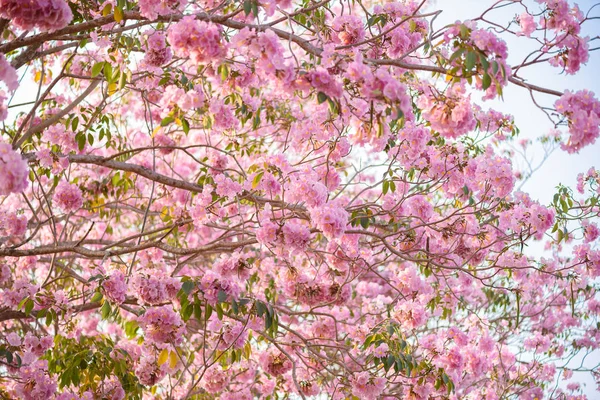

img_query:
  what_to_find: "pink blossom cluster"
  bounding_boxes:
[143,31,173,67]
[466,147,515,198]
[287,175,328,208]
[132,272,181,305]
[351,371,386,400]
[53,181,83,213]
[518,12,537,37]
[199,270,241,304]
[167,16,226,64]
[499,192,555,240]
[201,366,231,393]
[0,90,7,121]
[0,210,27,238]
[231,29,294,82]
[576,167,600,194]
[14,360,57,399]
[260,349,292,376]
[214,173,243,198]
[310,201,348,240]
[0,141,29,196]
[208,319,248,350]
[138,0,185,19]
[0,0,72,32]
[418,84,476,138]
[0,55,19,116]
[331,15,365,46]
[102,271,128,304]
[214,252,253,280]
[138,305,185,344]
[554,90,600,153]
[304,67,343,99]
[539,0,589,74]
[135,355,167,386]
[42,124,78,152]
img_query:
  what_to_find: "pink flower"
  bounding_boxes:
[0,0,72,32]
[372,342,389,358]
[138,0,185,20]
[138,305,185,344]
[518,12,536,37]
[554,90,600,153]
[310,201,348,240]
[102,271,128,304]
[54,181,83,213]
[0,54,19,92]
[0,141,29,195]
[143,31,172,67]
[14,360,57,399]
[351,371,386,400]
[167,16,226,64]
[133,272,181,305]
[331,15,365,45]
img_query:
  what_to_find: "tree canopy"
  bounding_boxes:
[0,0,599,398]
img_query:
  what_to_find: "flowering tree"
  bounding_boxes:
[0,0,599,398]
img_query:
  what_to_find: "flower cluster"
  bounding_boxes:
[138,306,185,344]
[143,31,173,67]
[132,272,181,305]
[54,181,83,213]
[331,15,365,46]
[418,84,476,138]
[351,371,386,400]
[14,360,57,399]
[540,0,589,74]
[261,349,292,376]
[102,271,128,304]
[554,89,600,153]
[0,53,18,93]
[310,201,348,240]
[167,16,226,64]
[0,141,29,196]
[138,0,186,19]
[0,0,72,32]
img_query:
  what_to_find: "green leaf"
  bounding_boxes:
[243,0,252,16]
[382,180,389,195]
[482,73,492,90]
[100,301,111,320]
[317,92,328,104]
[91,62,104,78]
[160,116,174,127]
[217,290,228,303]
[182,280,194,295]
[255,301,267,317]
[182,118,190,134]
[91,291,103,303]
[465,51,477,71]
[449,47,465,63]
[24,298,34,315]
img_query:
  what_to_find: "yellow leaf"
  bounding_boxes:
[107,82,118,96]
[114,6,124,23]
[152,126,161,138]
[34,71,42,83]
[157,348,169,366]
[169,350,178,368]
[102,3,112,16]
